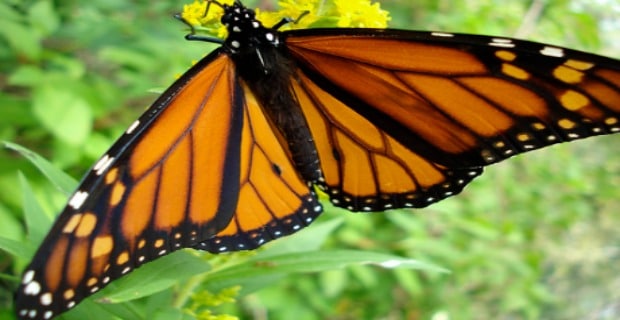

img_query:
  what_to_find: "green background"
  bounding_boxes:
[1,0,619,319]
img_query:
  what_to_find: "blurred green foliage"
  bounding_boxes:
[1,0,620,319]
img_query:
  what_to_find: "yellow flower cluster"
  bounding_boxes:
[180,0,234,38]
[180,0,390,38]
[256,0,323,30]
[333,0,390,28]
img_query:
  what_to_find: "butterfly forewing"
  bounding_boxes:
[15,53,246,320]
[285,30,620,166]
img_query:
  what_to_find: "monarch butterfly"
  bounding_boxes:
[14,0,620,319]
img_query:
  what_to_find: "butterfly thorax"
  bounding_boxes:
[221,3,322,183]
[220,4,280,54]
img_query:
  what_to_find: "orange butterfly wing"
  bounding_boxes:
[15,51,320,318]
[285,30,620,211]
[195,85,321,253]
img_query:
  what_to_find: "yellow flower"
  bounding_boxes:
[333,0,390,28]
[179,0,390,37]
[256,0,323,30]
[180,0,235,38]
[180,0,207,27]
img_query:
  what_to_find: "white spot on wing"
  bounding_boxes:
[24,281,41,295]
[40,292,53,306]
[94,155,115,176]
[540,46,564,57]
[68,191,89,209]
[126,120,140,134]
[431,32,454,37]
[492,38,512,43]
[93,154,110,172]
[23,270,35,284]
[489,38,515,48]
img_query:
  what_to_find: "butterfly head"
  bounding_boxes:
[218,2,280,53]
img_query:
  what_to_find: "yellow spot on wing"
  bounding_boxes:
[495,50,516,61]
[110,181,126,206]
[105,167,119,185]
[558,118,576,129]
[87,278,98,286]
[154,239,164,248]
[63,214,83,234]
[517,133,531,141]
[560,90,589,111]
[553,65,584,84]
[565,59,594,70]
[91,235,114,258]
[117,251,129,265]
[63,289,75,300]
[75,213,97,237]
[502,63,530,80]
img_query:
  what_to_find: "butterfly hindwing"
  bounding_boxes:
[292,71,483,211]
[195,85,322,253]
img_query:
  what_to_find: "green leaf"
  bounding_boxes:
[18,171,53,248]
[258,218,344,256]
[0,19,41,59]
[206,249,446,293]
[0,236,29,259]
[57,297,134,320]
[28,0,60,35]
[0,2,23,21]
[32,85,93,146]
[4,141,77,194]
[7,65,45,87]
[0,202,24,241]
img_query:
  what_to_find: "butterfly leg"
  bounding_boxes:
[174,13,225,44]
[271,11,310,30]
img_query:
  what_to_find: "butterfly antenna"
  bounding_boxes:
[206,0,225,14]
[272,10,309,30]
